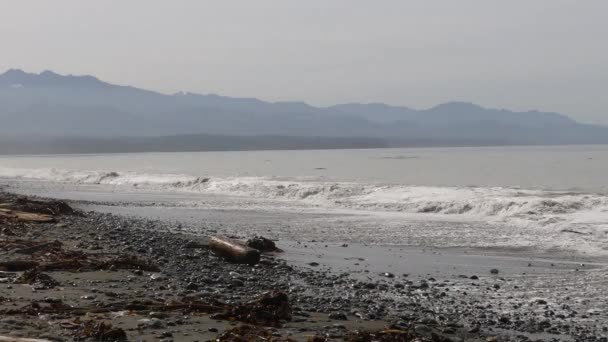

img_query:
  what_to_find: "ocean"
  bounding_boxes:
[1,145,608,256]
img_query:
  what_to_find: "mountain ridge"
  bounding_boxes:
[0,69,575,121]
[1,68,607,152]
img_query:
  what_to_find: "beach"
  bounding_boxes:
[0,147,607,341]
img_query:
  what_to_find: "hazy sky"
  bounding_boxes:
[1,1,606,123]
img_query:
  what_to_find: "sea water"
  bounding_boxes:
[1,145,607,255]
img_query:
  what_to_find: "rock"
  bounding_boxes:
[538,319,551,329]
[328,312,348,320]
[149,312,169,319]
[231,279,244,287]
[138,318,166,329]
[417,318,438,326]
[415,325,432,334]
[159,331,173,338]
[246,236,281,252]
[185,282,199,290]
[150,273,166,281]
[468,326,480,333]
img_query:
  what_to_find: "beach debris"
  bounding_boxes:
[329,312,348,320]
[183,240,207,249]
[0,209,54,223]
[0,237,159,274]
[0,289,291,330]
[246,236,282,253]
[216,325,296,341]
[16,240,62,255]
[306,328,416,342]
[209,236,261,265]
[0,260,40,271]
[344,328,415,341]
[0,336,53,342]
[561,229,588,235]
[2,300,73,316]
[0,196,77,225]
[211,290,292,327]
[12,196,76,216]
[13,269,60,289]
[149,273,166,281]
[100,255,161,272]
[137,318,167,329]
[71,320,128,341]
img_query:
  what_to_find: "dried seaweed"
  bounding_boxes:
[0,260,39,271]
[217,325,296,342]
[13,197,77,216]
[71,320,127,341]
[13,269,60,289]
[211,290,291,327]
[345,329,419,342]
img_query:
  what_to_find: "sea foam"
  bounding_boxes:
[2,166,608,246]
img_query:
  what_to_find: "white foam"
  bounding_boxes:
[2,166,608,254]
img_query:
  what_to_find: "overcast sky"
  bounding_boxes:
[1,1,606,123]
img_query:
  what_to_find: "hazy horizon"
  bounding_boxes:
[1,0,606,124]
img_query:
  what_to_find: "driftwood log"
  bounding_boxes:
[0,209,54,223]
[0,336,52,342]
[208,236,261,265]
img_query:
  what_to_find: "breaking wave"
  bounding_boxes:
[3,165,608,255]
[2,166,608,237]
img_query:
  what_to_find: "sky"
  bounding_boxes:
[0,0,606,124]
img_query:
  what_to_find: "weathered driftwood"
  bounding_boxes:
[0,210,54,223]
[208,236,261,265]
[16,241,62,254]
[0,336,51,342]
[0,260,40,271]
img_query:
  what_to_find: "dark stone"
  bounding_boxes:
[246,236,281,253]
[328,312,348,321]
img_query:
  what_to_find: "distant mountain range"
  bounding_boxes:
[1,69,607,153]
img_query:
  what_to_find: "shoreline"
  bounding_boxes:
[0,190,606,341]
[4,177,608,259]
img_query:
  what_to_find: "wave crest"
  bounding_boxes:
[1,166,607,230]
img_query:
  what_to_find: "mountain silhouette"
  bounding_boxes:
[1,69,607,153]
